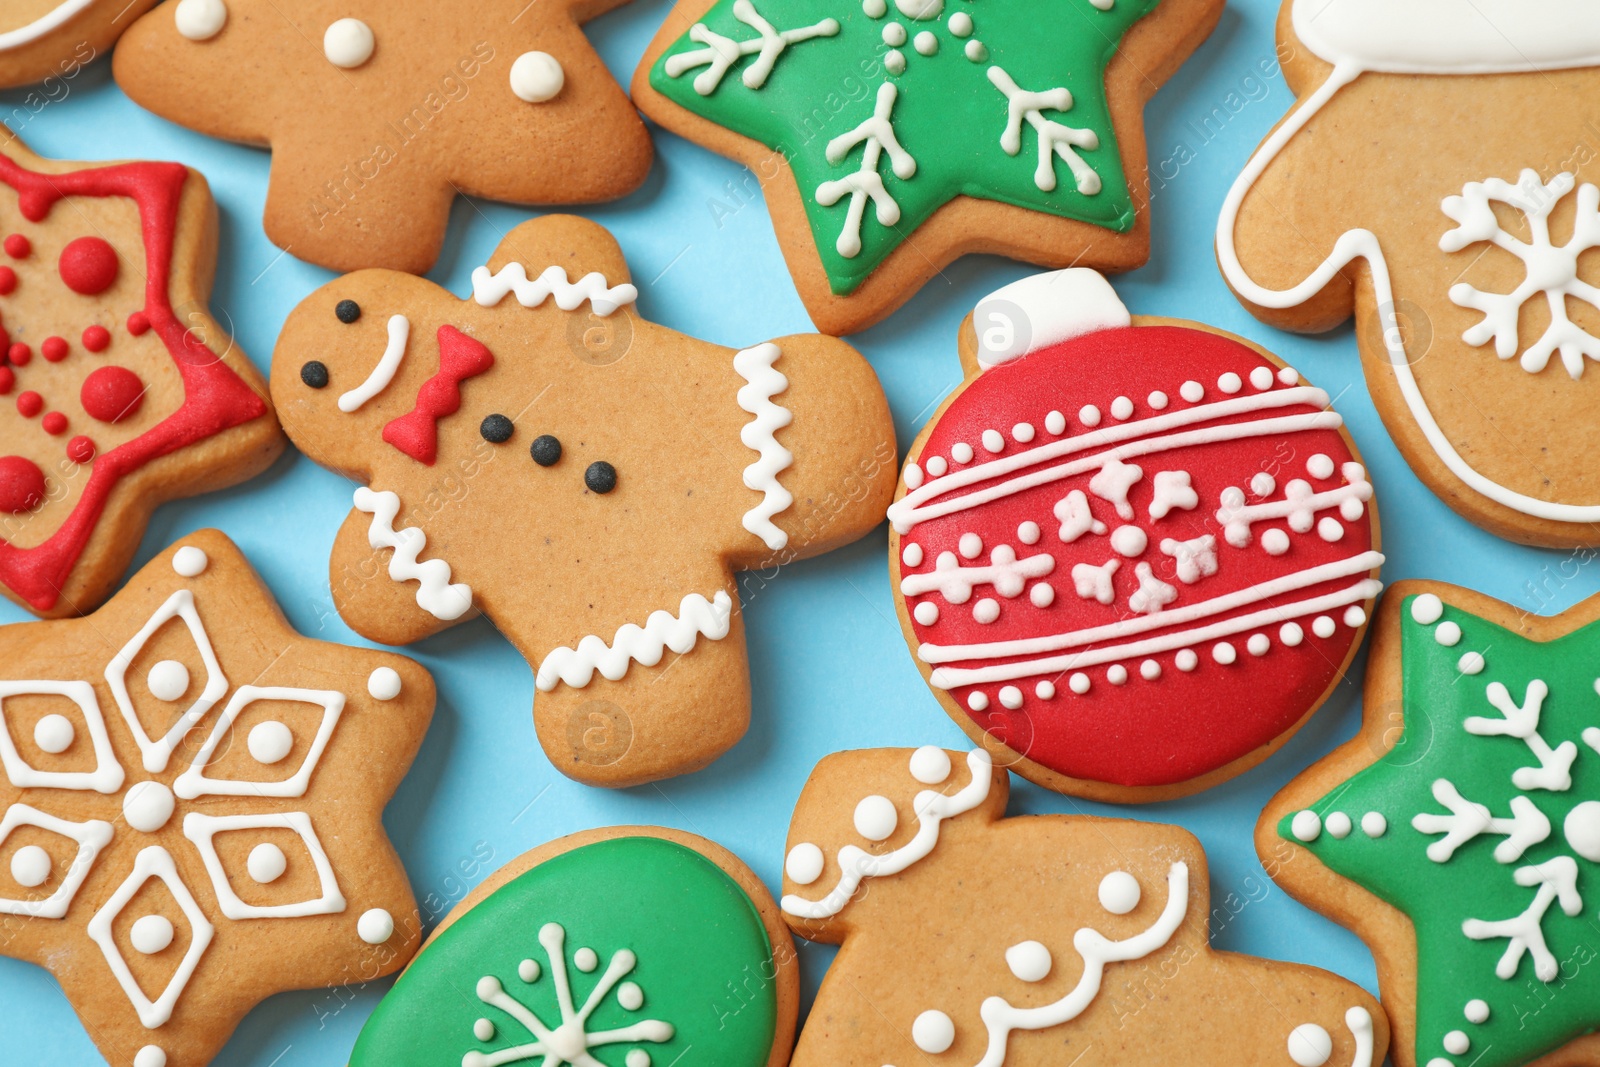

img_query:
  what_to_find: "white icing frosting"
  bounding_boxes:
[338,314,410,413]
[87,846,214,1027]
[172,545,209,577]
[510,51,564,102]
[358,907,395,944]
[353,486,474,621]
[973,268,1131,369]
[173,0,226,41]
[0,0,96,51]
[367,666,403,700]
[535,591,734,691]
[104,590,229,774]
[472,261,638,316]
[323,17,375,68]
[184,811,345,919]
[175,685,345,799]
[1293,0,1600,75]
[733,343,795,550]
[0,804,111,917]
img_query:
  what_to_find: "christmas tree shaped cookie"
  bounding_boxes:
[1260,582,1600,1067]
[634,0,1223,334]
[780,745,1390,1067]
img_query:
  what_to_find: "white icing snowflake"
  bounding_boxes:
[986,66,1102,195]
[1441,169,1600,379]
[662,0,839,95]
[816,81,917,258]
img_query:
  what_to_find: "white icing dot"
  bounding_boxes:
[247,720,294,765]
[130,914,174,955]
[1218,372,1243,394]
[134,1046,167,1067]
[785,842,825,883]
[1340,497,1365,521]
[1069,673,1090,694]
[1564,800,1600,862]
[882,21,907,45]
[904,464,923,489]
[1213,642,1237,665]
[474,1018,495,1042]
[947,10,972,35]
[1317,516,1344,542]
[1278,365,1300,385]
[1410,593,1444,625]
[914,30,938,54]
[895,0,942,17]
[1291,810,1322,842]
[1098,870,1140,914]
[1140,659,1161,680]
[1464,999,1490,1024]
[10,844,49,888]
[1247,633,1270,657]
[248,842,287,884]
[909,745,951,784]
[147,660,190,702]
[914,601,940,625]
[999,685,1023,709]
[982,429,1005,453]
[1306,453,1336,479]
[358,908,394,944]
[1078,405,1101,427]
[1147,391,1168,410]
[174,0,226,41]
[368,666,403,700]
[1444,1030,1470,1056]
[1044,410,1066,435]
[1175,649,1198,672]
[1435,621,1462,646]
[863,0,887,14]
[323,17,375,68]
[855,795,898,841]
[574,947,599,972]
[519,958,541,982]
[32,713,74,754]
[1287,1022,1333,1067]
[510,51,565,103]
[1110,525,1147,557]
[959,532,983,559]
[1249,366,1275,391]
[1343,605,1367,628]
[618,981,644,1011]
[1029,583,1054,608]
[951,442,974,464]
[885,48,906,73]
[1262,528,1291,555]
[1179,380,1204,403]
[1280,622,1304,647]
[1325,812,1352,839]
[1361,812,1388,838]
[1251,472,1276,497]
[123,781,175,833]
[968,691,990,711]
[1018,521,1041,545]
[963,39,987,61]
[1312,616,1337,639]
[973,598,1000,624]
[1005,940,1052,982]
[1107,664,1128,685]
[1035,681,1056,699]
[926,455,949,477]
[626,1052,651,1067]
[912,1010,956,1054]
[1110,396,1134,420]
[902,542,925,567]
[1011,423,1035,443]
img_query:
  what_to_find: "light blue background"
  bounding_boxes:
[1,1,1590,1064]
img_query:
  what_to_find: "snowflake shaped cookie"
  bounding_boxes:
[634,0,1223,333]
[112,0,652,274]
[0,531,432,1067]
[1264,582,1600,1067]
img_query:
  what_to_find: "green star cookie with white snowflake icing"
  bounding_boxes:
[633,0,1223,333]
[1261,581,1600,1067]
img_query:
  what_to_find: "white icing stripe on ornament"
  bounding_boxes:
[338,314,410,413]
[0,680,124,793]
[1292,0,1600,75]
[973,268,1130,368]
[663,0,840,94]
[183,812,346,919]
[1217,61,1600,524]
[919,550,1383,665]
[889,387,1335,532]
[535,591,734,691]
[928,578,1380,688]
[353,486,474,620]
[174,686,344,799]
[471,262,638,316]
[105,589,230,774]
[0,0,96,50]
[733,343,795,550]
[901,546,1055,602]
[0,804,112,918]
[782,749,992,919]
[86,846,214,1028]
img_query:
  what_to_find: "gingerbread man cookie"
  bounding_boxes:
[889,269,1384,801]
[0,0,156,88]
[270,214,896,788]
[779,745,1390,1067]
[0,127,282,618]
[1261,582,1600,1067]
[1218,0,1600,547]
[0,530,433,1067]
[633,0,1223,334]
[113,0,652,274]
[350,826,798,1067]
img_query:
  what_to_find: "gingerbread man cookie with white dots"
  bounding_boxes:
[113,0,653,274]
[0,529,433,1067]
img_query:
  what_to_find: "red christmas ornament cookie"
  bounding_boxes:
[0,127,282,618]
[888,270,1384,801]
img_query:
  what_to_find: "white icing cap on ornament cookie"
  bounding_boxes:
[1293,0,1600,74]
[973,268,1130,370]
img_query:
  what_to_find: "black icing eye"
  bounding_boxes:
[530,435,562,467]
[300,360,329,388]
[480,414,513,443]
[585,461,617,494]
[335,299,361,324]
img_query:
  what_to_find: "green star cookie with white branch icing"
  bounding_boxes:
[779,744,1390,1067]
[1260,581,1600,1067]
[633,0,1222,334]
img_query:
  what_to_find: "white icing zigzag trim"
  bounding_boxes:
[733,343,794,551]
[353,487,474,621]
[471,262,638,317]
[535,591,735,692]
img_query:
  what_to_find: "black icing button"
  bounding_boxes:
[300,360,330,389]
[530,434,562,467]
[335,299,361,324]
[585,461,618,494]
[480,414,514,443]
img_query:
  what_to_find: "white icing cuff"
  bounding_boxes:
[1294,0,1600,74]
[974,268,1130,369]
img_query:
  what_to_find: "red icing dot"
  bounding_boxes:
[58,237,119,295]
[16,390,42,417]
[41,411,66,435]
[66,435,95,464]
[0,366,11,394]
[80,365,144,423]
[40,336,67,362]
[126,311,150,336]
[82,325,110,352]
[0,456,45,513]
[0,267,15,295]
[7,342,28,366]
[3,234,29,259]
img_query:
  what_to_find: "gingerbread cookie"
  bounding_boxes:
[1218,1,1600,547]
[0,530,433,1067]
[0,127,282,618]
[632,0,1222,335]
[888,269,1384,802]
[0,0,155,88]
[779,745,1390,1066]
[113,0,652,274]
[270,214,896,788]
[351,826,797,1067]
[1260,582,1600,1067]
